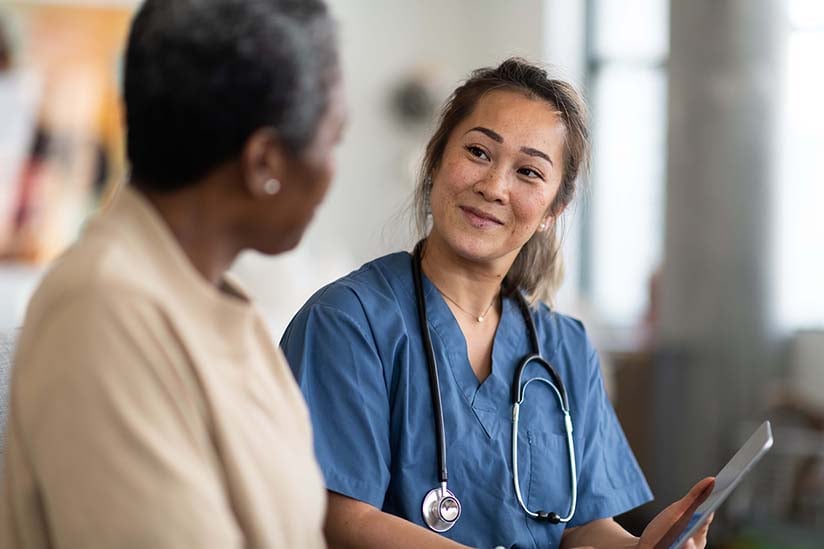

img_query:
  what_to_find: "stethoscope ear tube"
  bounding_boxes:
[509,293,577,524]
[511,381,578,524]
[512,293,569,409]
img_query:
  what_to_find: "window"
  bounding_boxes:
[586,0,669,327]
[775,0,824,330]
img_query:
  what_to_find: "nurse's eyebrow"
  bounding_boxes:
[521,147,553,166]
[466,126,503,143]
[465,126,554,166]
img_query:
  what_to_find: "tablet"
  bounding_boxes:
[670,420,773,549]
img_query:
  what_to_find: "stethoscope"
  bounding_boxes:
[412,242,578,533]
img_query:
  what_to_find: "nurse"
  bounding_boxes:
[282,58,713,549]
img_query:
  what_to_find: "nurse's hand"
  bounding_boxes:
[637,477,715,549]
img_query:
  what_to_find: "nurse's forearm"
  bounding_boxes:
[560,518,638,549]
[324,491,471,549]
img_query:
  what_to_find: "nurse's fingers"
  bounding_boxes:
[688,512,714,549]
[680,511,714,549]
[673,477,715,517]
[638,477,714,549]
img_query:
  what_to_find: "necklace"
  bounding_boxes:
[436,286,500,323]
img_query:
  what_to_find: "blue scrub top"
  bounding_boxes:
[281,252,652,549]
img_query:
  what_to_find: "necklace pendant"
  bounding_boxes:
[477,316,484,322]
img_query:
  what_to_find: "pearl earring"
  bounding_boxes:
[263,178,281,196]
[539,222,547,231]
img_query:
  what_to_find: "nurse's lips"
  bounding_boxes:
[460,206,503,228]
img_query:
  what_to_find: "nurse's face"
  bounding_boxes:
[428,90,567,268]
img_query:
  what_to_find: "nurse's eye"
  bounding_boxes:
[465,145,490,161]
[518,166,545,181]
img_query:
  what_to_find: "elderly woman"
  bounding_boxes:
[0,1,345,547]
[282,59,712,549]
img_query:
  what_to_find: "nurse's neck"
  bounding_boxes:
[420,234,510,317]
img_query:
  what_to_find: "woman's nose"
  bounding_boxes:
[473,170,508,203]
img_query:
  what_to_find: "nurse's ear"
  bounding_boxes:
[536,212,557,233]
[240,127,288,199]
[537,217,551,232]
[537,199,569,232]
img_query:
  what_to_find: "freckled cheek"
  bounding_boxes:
[436,157,484,195]
[431,165,477,226]
[511,199,549,232]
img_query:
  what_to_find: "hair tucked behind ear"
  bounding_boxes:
[414,58,590,304]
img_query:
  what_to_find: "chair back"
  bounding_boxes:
[0,329,18,467]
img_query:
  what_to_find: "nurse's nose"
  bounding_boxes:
[473,169,508,204]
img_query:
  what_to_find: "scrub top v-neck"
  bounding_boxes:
[281,252,652,549]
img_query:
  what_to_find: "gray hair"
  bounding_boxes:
[125,0,338,191]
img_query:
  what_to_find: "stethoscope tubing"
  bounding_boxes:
[412,241,449,485]
[412,241,577,531]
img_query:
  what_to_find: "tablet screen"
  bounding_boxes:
[670,421,773,549]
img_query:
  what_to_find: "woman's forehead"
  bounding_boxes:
[457,90,567,150]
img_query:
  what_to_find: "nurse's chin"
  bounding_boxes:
[448,240,514,268]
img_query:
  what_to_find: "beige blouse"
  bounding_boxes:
[0,186,326,548]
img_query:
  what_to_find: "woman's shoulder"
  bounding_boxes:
[530,300,595,358]
[532,300,587,335]
[292,251,413,322]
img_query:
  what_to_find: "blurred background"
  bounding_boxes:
[1,0,822,546]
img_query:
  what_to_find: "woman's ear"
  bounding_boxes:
[241,128,287,198]
[539,199,568,231]
[537,214,554,232]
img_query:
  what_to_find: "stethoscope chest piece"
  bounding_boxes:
[422,483,461,532]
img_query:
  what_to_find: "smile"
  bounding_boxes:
[459,206,504,228]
